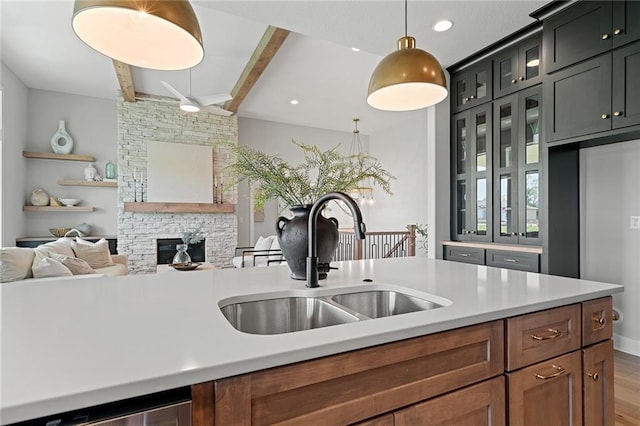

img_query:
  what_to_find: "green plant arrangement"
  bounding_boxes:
[182,225,204,246]
[225,141,395,208]
[415,223,428,256]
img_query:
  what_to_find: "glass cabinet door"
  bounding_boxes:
[518,87,542,244]
[452,113,470,239]
[472,105,492,241]
[494,96,519,244]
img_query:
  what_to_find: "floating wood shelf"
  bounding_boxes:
[124,202,235,214]
[23,206,95,212]
[23,151,96,162]
[58,179,117,187]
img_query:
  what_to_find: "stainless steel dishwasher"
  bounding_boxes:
[81,401,190,426]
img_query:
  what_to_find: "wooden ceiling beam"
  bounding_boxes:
[224,26,290,113]
[113,60,136,102]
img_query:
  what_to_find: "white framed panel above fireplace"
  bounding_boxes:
[146,141,213,203]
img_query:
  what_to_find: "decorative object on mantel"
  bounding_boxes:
[84,163,98,181]
[225,141,393,280]
[367,0,447,111]
[50,120,74,154]
[72,0,204,71]
[105,160,116,180]
[30,188,50,206]
[133,167,145,202]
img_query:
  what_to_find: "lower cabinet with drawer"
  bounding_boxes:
[443,245,485,265]
[444,244,540,272]
[191,297,614,425]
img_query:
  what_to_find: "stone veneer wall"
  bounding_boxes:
[117,95,238,274]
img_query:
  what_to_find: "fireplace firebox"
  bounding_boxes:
[156,238,205,264]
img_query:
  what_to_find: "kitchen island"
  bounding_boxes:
[1,257,623,425]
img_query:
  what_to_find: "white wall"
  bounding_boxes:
[1,63,28,246]
[237,117,368,246]
[24,89,117,237]
[368,110,428,232]
[580,139,640,356]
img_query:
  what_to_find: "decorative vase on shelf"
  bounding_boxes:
[276,205,339,280]
[172,244,191,265]
[50,120,74,154]
[105,160,116,179]
[84,163,97,181]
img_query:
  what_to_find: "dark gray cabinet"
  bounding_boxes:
[543,1,640,74]
[545,39,640,142]
[451,103,493,242]
[494,35,543,98]
[493,86,543,246]
[451,60,493,113]
[486,249,540,272]
[443,245,485,265]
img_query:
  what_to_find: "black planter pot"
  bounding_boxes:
[276,205,339,280]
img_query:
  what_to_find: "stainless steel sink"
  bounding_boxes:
[220,297,360,335]
[329,290,443,318]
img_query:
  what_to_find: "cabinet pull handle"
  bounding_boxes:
[587,371,600,381]
[469,230,476,234]
[614,111,622,117]
[535,365,566,380]
[519,232,525,236]
[602,33,610,40]
[469,95,476,99]
[459,253,470,257]
[510,232,517,236]
[519,76,525,81]
[593,316,607,327]
[463,97,469,102]
[601,114,610,119]
[503,258,519,263]
[511,79,517,84]
[530,328,563,341]
[613,28,622,35]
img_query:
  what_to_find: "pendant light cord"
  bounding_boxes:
[404,0,408,37]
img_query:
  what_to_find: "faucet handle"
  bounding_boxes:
[317,263,338,273]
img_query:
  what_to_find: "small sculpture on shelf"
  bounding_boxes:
[30,188,49,206]
[84,163,99,181]
[50,120,74,154]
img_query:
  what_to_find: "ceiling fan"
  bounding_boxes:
[160,80,233,116]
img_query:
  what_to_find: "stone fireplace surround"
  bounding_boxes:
[116,94,238,274]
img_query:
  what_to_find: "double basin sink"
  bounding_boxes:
[220,285,452,335]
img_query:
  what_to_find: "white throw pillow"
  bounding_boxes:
[49,253,96,275]
[72,238,114,269]
[32,257,73,278]
[39,238,75,258]
[1,247,36,282]
[254,235,274,252]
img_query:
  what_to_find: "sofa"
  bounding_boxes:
[1,237,128,283]
[232,235,284,268]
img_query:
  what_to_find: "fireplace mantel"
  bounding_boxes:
[123,202,235,214]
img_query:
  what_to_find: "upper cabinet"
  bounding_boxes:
[494,35,543,98]
[543,0,640,74]
[450,60,493,113]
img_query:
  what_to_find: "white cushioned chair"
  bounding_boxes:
[232,235,284,268]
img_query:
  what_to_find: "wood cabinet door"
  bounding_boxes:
[543,54,612,143]
[543,1,612,73]
[612,0,640,49]
[612,40,640,129]
[583,340,615,426]
[582,297,613,347]
[507,350,583,426]
[393,376,505,426]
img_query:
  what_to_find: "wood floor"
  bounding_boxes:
[615,350,640,425]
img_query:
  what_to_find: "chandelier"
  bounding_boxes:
[348,118,375,206]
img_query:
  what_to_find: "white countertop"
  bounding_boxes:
[0,257,623,424]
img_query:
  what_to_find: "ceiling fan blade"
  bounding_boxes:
[160,80,191,104]
[194,93,233,106]
[200,105,234,116]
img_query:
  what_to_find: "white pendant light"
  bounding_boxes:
[367,0,448,111]
[72,0,204,71]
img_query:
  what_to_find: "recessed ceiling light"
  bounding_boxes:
[290,100,299,105]
[433,20,453,32]
[351,47,361,52]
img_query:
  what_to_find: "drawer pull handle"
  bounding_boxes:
[530,328,563,341]
[602,114,610,119]
[593,316,606,327]
[587,371,600,381]
[614,111,622,117]
[503,258,519,263]
[613,28,622,35]
[602,33,610,40]
[459,253,470,257]
[535,365,565,380]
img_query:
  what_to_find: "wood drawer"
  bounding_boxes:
[444,246,485,265]
[393,376,505,425]
[582,296,613,347]
[506,350,583,425]
[202,321,504,426]
[506,304,581,371]
[486,250,539,272]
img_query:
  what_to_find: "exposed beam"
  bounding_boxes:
[113,60,136,102]
[224,26,290,113]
